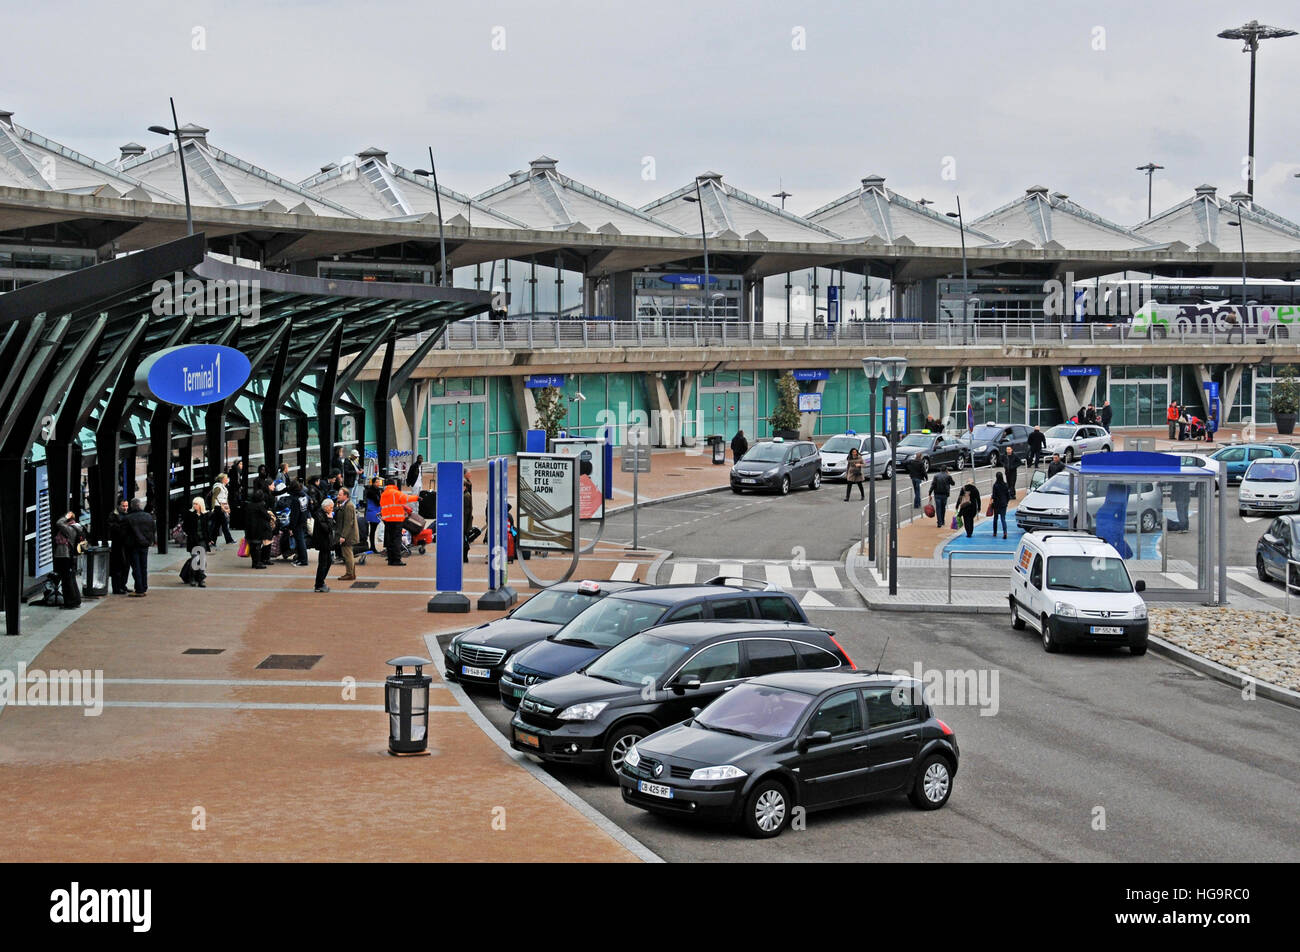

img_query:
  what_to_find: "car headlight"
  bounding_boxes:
[503,656,517,675]
[1282,491,1297,500]
[623,744,640,769]
[556,701,608,721]
[448,636,462,658]
[1133,602,1148,620]
[976,444,988,453]
[1054,601,1078,617]
[763,466,779,476]
[689,764,747,782]
[911,452,924,460]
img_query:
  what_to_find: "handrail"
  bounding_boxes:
[1287,558,1300,616]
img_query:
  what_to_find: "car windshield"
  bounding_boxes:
[898,434,932,448]
[1046,424,1077,439]
[743,443,789,463]
[1036,474,1071,495]
[1046,555,1133,593]
[512,588,604,624]
[554,596,670,649]
[1245,462,1298,482]
[694,683,814,740]
[970,424,1002,441]
[583,633,692,686]
[820,436,860,454]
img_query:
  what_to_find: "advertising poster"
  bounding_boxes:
[551,438,605,520]
[516,454,577,551]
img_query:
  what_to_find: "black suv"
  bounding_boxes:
[443,579,644,687]
[620,671,959,837]
[510,620,854,779]
[958,423,1033,466]
[731,438,821,495]
[498,579,807,709]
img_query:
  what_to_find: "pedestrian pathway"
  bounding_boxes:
[651,557,863,610]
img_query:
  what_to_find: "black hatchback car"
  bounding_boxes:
[443,579,644,687]
[1256,514,1300,588]
[730,438,821,495]
[509,620,854,779]
[619,671,959,837]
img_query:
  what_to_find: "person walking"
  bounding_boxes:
[1002,444,1020,496]
[463,475,475,563]
[208,473,235,546]
[990,470,1011,539]
[380,477,419,566]
[336,487,359,582]
[1167,400,1180,440]
[1027,426,1047,467]
[51,511,86,608]
[406,454,424,490]
[243,490,274,570]
[288,479,311,567]
[928,466,954,528]
[730,429,749,463]
[906,456,926,509]
[108,497,131,595]
[180,497,210,588]
[957,479,981,538]
[1101,399,1113,433]
[843,447,866,501]
[312,498,339,593]
[343,449,362,495]
[364,476,383,553]
[124,497,155,596]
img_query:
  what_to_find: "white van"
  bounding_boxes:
[1009,532,1148,655]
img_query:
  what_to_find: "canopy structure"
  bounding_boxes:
[0,233,492,635]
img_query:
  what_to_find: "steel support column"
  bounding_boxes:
[316,324,343,478]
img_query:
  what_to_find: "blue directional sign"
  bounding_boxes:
[1059,366,1100,377]
[524,374,566,389]
[793,369,829,381]
[661,274,719,286]
[134,344,251,406]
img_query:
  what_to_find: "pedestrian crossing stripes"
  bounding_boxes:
[654,559,862,609]
[1227,570,1284,599]
[610,562,638,581]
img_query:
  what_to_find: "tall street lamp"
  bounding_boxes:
[945,196,969,324]
[1136,162,1164,219]
[861,357,885,562]
[147,97,193,236]
[1225,192,1252,309]
[413,146,449,287]
[681,176,711,319]
[774,186,792,326]
[1217,20,1296,202]
[882,356,908,595]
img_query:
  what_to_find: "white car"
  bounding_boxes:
[1008,531,1148,655]
[818,432,891,480]
[1238,459,1300,515]
[1016,472,1164,533]
[1042,423,1112,462]
[1176,452,1222,485]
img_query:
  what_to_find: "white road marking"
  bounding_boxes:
[810,565,842,589]
[669,563,697,585]
[610,562,638,581]
[719,562,745,580]
[1228,571,1284,599]
[800,591,835,608]
[1162,574,1196,589]
[99,701,465,712]
[765,564,793,589]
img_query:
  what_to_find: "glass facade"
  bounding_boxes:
[1105,365,1169,428]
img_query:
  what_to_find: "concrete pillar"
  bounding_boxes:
[644,373,676,447]
[798,378,828,440]
[510,375,540,438]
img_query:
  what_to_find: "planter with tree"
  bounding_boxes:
[1271,365,1298,436]
[535,386,568,439]
[769,371,803,441]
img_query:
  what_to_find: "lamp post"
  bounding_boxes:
[774,186,791,327]
[945,197,969,324]
[1136,162,1164,219]
[1226,192,1252,308]
[147,97,193,236]
[862,357,885,562]
[413,147,449,287]
[882,357,907,594]
[1217,20,1296,202]
[681,177,710,318]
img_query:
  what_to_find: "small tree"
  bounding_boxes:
[769,371,803,434]
[1270,365,1298,416]
[535,386,567,438]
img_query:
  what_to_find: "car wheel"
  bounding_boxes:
[883,462,894,479]
[1010,598,1026,630]
[920,457,930,476]
[908,755,953,810]
[1257,554,1270,582]
[1140,509,1158,533]
[779,475,791,496]
[955,454,966,471]
[603,723,649,782]
[1042,615,1060,653]
[1239,508,1247,517]
[810,472,821,491]
[1102,444,1112,452]
[731,486,744,494]
[742,778,792,838]
[1064,448,1075,463]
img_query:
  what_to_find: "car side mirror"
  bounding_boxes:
[690,707,702,718]
[1262,534,1277,545]
[672,677,701,694]
[798,730,833,753]
[1134,580,1146,593]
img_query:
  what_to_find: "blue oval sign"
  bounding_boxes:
[134,344,252,406]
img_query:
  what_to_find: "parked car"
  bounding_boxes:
[498,580,808,709]
[957,422,1033,466]
[819,432,891,481]
[1009,531,1148,654]
[1210,442,1299,483]
[1042,423,1113,461]
[619,671,959,837]
[1176,452,1222,486]
[1015,473,1164,533]
[893,431,967,475]
[1238,459,1300,515]
[443,579,643,686]
[510,620,855,780]
[1255,515,1300,588]
[731,438,821,495]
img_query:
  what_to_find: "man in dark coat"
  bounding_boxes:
[1002,445,1020,495]
[312,498,339,592]
[336,487,359,582]
[957,479,982,538]
[1046,453,1066,478]
[123,497,156,595]
[730,430,749,463]
[990,471,1012,539]
[928,466,954,528]
[243,491,273,570]
[51,511,86,608]
[1027,426,1047,468]
[108,498,131,595]
[1100,399,1113,433]
[288,480,311,567]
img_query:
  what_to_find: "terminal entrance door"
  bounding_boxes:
[700,389,755,441]
[968,382,1026,425]
[428,399,487,462]
[1110,379,1168,427]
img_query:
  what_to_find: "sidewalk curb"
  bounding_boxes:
[424,631,664,864]
[1145,634,1300,710]
[843,542,1003,614]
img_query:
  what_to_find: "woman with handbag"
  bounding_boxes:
[843,447,866,501]
[181,497,210,587]
[957,480,981,539]
[51,511,87,609]
[990,471,1011,539]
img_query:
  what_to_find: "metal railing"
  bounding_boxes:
[948,550,1010,604]
[405,318,1297,352]
[1286,558,1300,616]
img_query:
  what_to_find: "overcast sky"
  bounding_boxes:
[9,0,1300,225]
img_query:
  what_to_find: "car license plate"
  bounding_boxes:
[515,729,540,748]
[1089,626,1124,635]
[741,478,756,484]
[461,665,490,679]
[638,780,673,799]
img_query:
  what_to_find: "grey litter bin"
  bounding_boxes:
[709,435,726,464]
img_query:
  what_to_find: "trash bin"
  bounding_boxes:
[385,656,433,756]
[1130,438,1156,453]
[709,435,726,465]
[82,545,110,598]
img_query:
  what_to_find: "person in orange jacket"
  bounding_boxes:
[380,477,420,566]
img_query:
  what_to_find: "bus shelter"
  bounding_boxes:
[1063,451,1225,605]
